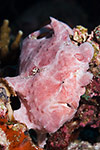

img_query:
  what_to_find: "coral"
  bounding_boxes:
[94,25,100,44]
[11,30,23,50]
[67,141,100,150]
[46,120,79,149]
[86,77,100,97]
[46,99,100,149]
[77,102,100,128]
[0,20,11,58]
[84,26,100,98]
[0,80,43,150]
[0,19,23,65]
[72,25,88,44]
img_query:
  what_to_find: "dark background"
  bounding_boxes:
[0,0,99,36]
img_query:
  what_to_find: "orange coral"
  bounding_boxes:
[0,119,43,150]
[0,80,43,150]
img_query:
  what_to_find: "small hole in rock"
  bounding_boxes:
[79,126,99,144]
[29,129,38,145]
[10,95,21,110]
[0,145,5,149]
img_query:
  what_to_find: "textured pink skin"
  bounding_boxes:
[5,18,94,134]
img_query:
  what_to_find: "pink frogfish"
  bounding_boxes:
[5,18,94,135]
